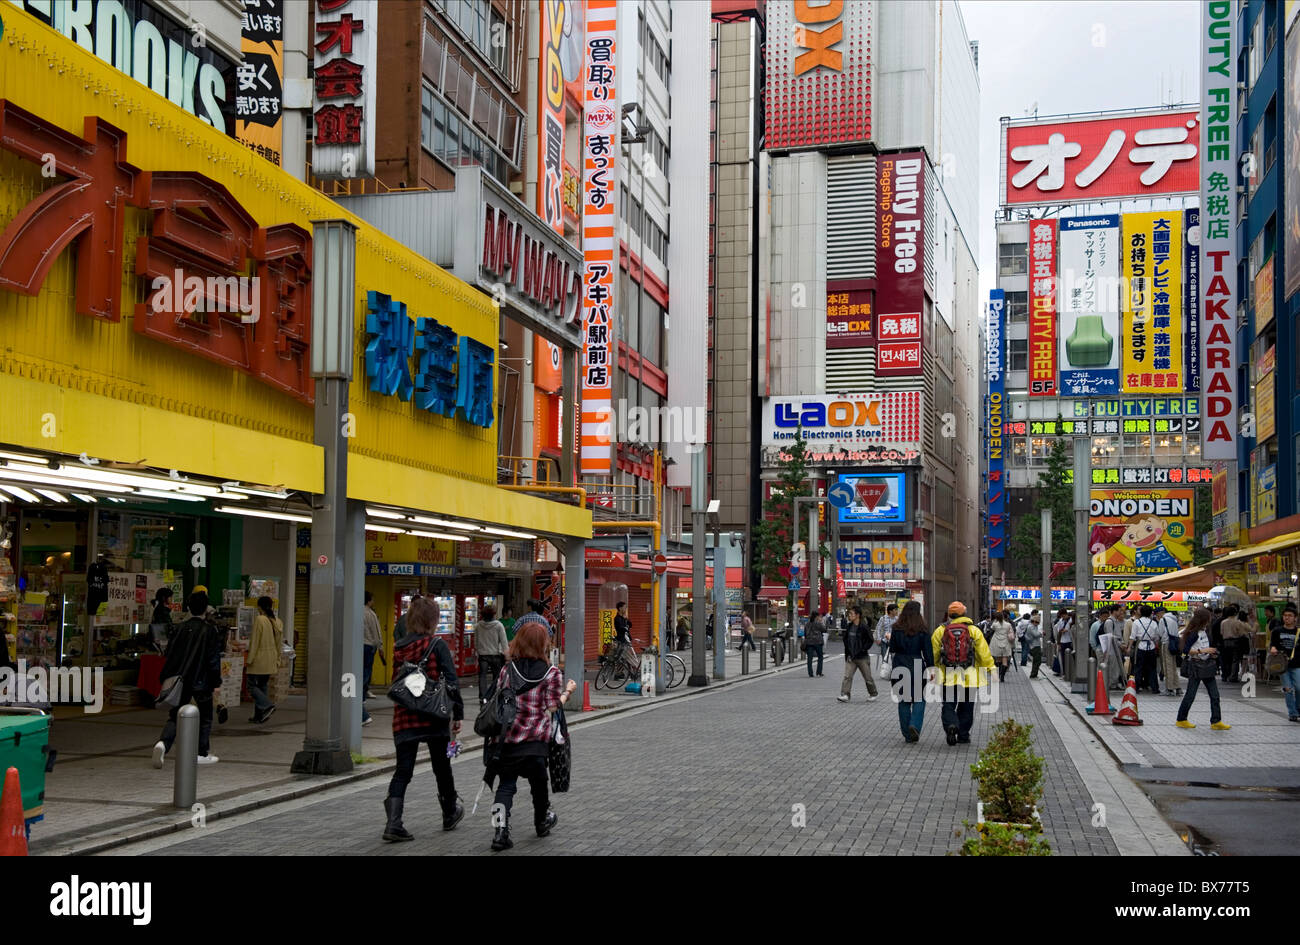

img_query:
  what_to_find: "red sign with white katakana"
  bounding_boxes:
[1002,110,1200,207]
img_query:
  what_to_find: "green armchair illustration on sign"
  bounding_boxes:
[1064,315,1114,368]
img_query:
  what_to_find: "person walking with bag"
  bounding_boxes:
[874,604,898,676]
[1130,605,1163,695]
[1217,604,1251,684]
[986,610,1016,682]
[931,602,995,745]
[246,596,282,724]
[804,610,826,677]
[472,603,508,705]
[837,605,878,702]
[382,597,465,842]
[889,601,933,743]
[1156,606,1182,696]
[1175,607,1230,731]
[1023,612,1045,678]
[488,621,577,851]
[152,590,224,768]
[1269,604,1300,722]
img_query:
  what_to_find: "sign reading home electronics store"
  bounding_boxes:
[763,0,872,150]
[762,392,923,453]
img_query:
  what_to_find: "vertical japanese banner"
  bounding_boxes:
[236,0,284,165]
[1200,0,1238,460]
[539,0,569,235]
[1121,211,1183,393]
[1183,207,1201,392]
[1027,219,1057,395]
[986,289,1007,559]
[1058,214,1120,396]
[312,0,378,179]
[580,0,617,475]
[874,152,925,377]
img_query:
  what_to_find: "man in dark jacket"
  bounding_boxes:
[804,610,827,678]
[837,605,878,702]
[151,591,224,768]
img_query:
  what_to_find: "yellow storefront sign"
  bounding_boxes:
[365,532,457,566]
[1121,211,1183,394]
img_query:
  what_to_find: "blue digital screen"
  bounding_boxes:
[835,473,907,525]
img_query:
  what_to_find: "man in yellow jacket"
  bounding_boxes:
[931,602,995,746]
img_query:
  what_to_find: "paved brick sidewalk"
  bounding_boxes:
[109,654,1120,856]
[1040,669,1300,769]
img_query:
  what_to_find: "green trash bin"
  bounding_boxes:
[0,713,51,824]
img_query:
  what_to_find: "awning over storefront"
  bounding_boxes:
[1131,530,1300,591]
[1198,530,1300,573]
[1127,565,1216,591]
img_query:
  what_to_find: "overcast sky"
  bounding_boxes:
[958,0,1201,298]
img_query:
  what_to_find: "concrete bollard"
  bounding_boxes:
[759,640,767,670]
[742,645,750,675]
[173,704,199,809]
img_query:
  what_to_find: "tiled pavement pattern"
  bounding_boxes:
[1040,671,1300,769]
[129,655,1119,856]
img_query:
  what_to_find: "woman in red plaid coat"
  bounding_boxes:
[382,597,465,842]
[489,621,577,851]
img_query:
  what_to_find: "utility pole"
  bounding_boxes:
[688,447,709,686]
[1073,436,1091,694]
[1040,507,1052,670]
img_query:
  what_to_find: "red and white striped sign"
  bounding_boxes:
[580,0,617,475]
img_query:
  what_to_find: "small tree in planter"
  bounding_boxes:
[960,718,1051,856]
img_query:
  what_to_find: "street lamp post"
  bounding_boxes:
[292,218,357,776]
[1072,436,1092,694]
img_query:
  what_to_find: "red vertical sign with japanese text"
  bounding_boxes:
[1028,219,1057,395]
[580,0,617,475]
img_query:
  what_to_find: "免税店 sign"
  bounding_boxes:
[1002,109,1200,207]
[0,100,314,403]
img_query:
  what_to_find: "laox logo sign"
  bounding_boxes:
[792,0,846,74]
[775,399,882,428]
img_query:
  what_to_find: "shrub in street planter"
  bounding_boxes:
[959,718,1051,856]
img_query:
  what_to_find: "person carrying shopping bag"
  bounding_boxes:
[1175,607,1230,731]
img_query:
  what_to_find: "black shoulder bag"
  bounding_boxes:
[388,637,453,720]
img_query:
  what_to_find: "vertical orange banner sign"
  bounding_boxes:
[580,0,617,475]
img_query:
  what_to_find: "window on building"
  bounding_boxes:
[1122,434,1152,459]
[1248,13,1264,89]
[1028,437,1053,465]
[1092,435,1118,463]
[640,292,662,366]
[1011,438,1028,467]
[999,242,1027,276]
[421,86,512,186]
[1005,291,1028,324]
[1009,338,1028,372]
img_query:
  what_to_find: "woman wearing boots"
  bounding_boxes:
[489,621,577,851]
[986,610,1016,681]
[382,596,465,842]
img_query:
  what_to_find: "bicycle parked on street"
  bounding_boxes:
[594,642,686,690]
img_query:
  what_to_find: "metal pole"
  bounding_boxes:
[1073,436,1092,694]
[689,448,709,686]
[1040,507,1052,675]
[809,504,819,626]
[830,513,840,631]
[713,518,727,680]
[652,451,663,695]
[173,704,199,809]
[563,538,586,698]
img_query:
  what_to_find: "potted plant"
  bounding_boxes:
[960,718,1051,856]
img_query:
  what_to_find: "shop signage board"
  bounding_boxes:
[1120,211,1184,393]
[1199,0,1239,461]
[1027,219,1058,395]
[235,0,284,165]
[1001,108,1200,207]
[1057,214,1120,396]
[986,289,1007,559]
[1069,396,1201,417]
[998,585,1207,611]
[1067,466,1215,486]
[1088,489,1194,577]
[761,445,921,468]
[365,531,457,567]
[1255,345,1276,442]
[538,0,570,235]
[763,0,872,151]
[13,0,236,134]
[1183,207,1201,392]
[457,540,535,571]
[835,541,923,582]
[580,0,617,475]
[364,563,457,578]
[875,152,926,377]
[479,195,583,328]
[312,0,378,179]
[1288,20,1300,301]
[1254,256,1276,332]
[762,392,923,451]
[825,283,873,349]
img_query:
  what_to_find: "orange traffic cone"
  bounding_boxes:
[1113,676,1143,726]
[582,680,592,712]
[1088,668,1114,715]
[0,767,27,856]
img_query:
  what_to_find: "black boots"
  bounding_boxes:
[382,796,414,842]
[536,810,557,837]
[491,821,513,851]
[439,793,464,831]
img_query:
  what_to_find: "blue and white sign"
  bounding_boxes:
[1057,214,1121,396]
[987,289,1007,560]
[834,473,907,525]
[828,481,856,509]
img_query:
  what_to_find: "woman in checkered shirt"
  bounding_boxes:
[489,621,577,851]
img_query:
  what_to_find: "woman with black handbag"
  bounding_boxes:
[382,596,465,842]
[1175,607,1230,731]
[488,620,577,851]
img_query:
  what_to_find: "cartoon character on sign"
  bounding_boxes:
[1090,516,1190,572]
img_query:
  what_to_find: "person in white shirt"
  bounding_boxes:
[1129,604,1163,695]
[1176,607,1230,730]
[874,605,898,675]
[1155,605,1182,696]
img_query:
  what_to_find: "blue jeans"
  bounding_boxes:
[897,698,925,738]
[805,644,823,676]
[247,673,273,712]
[1020,638,1030,665]
[1281,667,1300,718]
[1177,673,1221,724]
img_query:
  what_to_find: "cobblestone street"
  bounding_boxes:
[106,655,1143,857]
